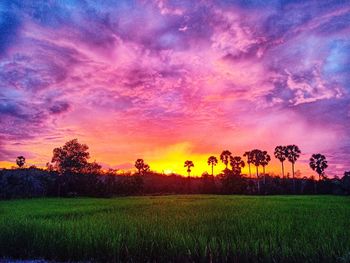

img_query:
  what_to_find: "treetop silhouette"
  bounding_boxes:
[285,144,301,192]
[184,160,194,177]
[51,139,91,174]
[274,146,287,178]
[309,154,328,181]
[229,156,245,175]
[135,159,150,175]
[207,156,218,176]
[16,156,25,168]
[220,150,232,169]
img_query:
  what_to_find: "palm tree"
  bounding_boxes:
[309,154,328,181]
[286,145,301,193]
[250,149,264,193]
[274,146,287,178]
[207,156,218,176]
[16,156,25,168]
[243,151,252,178]
[260,151,271,184]
[184,160,194,177]
[220,150,232,169]
[229,156,245,175]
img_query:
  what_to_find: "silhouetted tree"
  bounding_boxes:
[250,149,264,193]
[261,151,271,184]
[229,156,245,175]
[220,150,232,169]
[274,146,287,178]
[16,156,25,168]
[286,144,301,193]
[207,156,218,176]
[134,159,150,175]
[309,154,328,181]
[51,139,90,174]
[243,151,252,178]
[184,160,194,177]
[135,159,145,174]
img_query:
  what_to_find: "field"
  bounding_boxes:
[0,195,349,262]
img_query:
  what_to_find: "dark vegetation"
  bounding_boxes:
[1,139,349,199]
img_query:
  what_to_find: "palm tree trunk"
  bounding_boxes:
[256,166,260,194]
[263,166,266,184]
[281,161,285,178]
[211,164,214,176]
[248,163,251,178]
[292,163,295,193]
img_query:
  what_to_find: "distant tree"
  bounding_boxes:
[51,139,90,174]
[250,149,264,193]
[261,151,271,184]
[16,156,25,168]
[220,150,232,169]
[135,159,145,174]
[207,156,218,176]
[135,159,150,175]
[309,154,328,181]
[229,156,245,175]
[184,160,194,177]
[243,151,252,178]
[286,144,301,193]
[274,146,287,178]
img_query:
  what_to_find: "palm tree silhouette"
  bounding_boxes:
[274,146,287,178]
[260,151,271,184]
[286,145,301,193]
[243,151,252,178]
[16,156,25,168]
[207,156,218,176]
[309,154,328,181]
[220,150,232,169]
[250,149,264,193]
[184,160,194,177]
[229,156,245,175]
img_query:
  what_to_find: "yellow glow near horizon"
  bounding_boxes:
[0,141,311,178]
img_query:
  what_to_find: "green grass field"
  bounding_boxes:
[0,195,349,262]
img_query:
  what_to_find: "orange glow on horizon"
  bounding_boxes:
[0,141,315,178]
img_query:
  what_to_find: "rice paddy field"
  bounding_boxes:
[0,195,349,262]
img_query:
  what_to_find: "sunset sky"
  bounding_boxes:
[0,0,349,176]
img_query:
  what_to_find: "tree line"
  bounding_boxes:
[185,145,328,193]
[1,139,349,199]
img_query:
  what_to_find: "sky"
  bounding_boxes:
[0,0,349,176]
